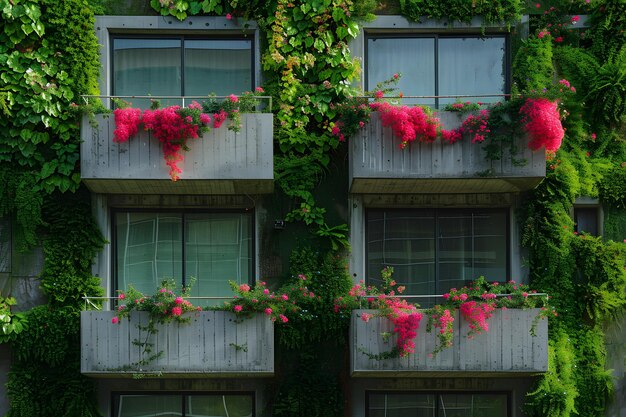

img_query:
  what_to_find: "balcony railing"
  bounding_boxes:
[350,308,548,377]
[80,311,274,377]
[80,98,273,195]
[349,110,546,194]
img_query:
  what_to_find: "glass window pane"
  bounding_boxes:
[369,393,435,417]
[113,38,182,108]
[472,211,507,281]
[184,40,252,96]
[117,395,181,417]
[367,210,436,295]
[187,395,253,417]
[367,37,436,106]
[367,209,508,297]
[438,37,506,106]
[185,213,252,305]
[438,393,507,417]
[116,213,183,294]
[574,207,599,235]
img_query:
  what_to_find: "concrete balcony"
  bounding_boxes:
[350,308,548,377]
[349,111,545,194]
[80,311,274,377]
[81,113,273,195]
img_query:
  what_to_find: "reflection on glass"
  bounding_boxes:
[115,212,252,304]
[366,210,507,297]
[368,393,508,417]
[438,37,506,106]
[367,37,436,106]
[184,40,252,96]
[113,38,182,108]
[118,395,181,417]
[366,36,506,108]
[187,395,253,417]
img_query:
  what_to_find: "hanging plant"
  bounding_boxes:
[519,98,565,151]
[113,102,211,181]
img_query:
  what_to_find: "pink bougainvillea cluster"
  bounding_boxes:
[113,101,213,181]
[459,300,496,338]
[519,98,565,151]
[441,109,491,144]
[370,102,440,149]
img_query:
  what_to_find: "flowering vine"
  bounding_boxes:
[113,101,211,181]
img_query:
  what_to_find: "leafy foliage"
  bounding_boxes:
[398,0,522,26]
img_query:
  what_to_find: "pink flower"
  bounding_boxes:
[361,313,373,322]
[239,284,251,292]
[229,94,238,103]
[522,292,529,298]
[374,90,384,99]
[442,293,450,300]
[175,297,183,305]
[554,36,564,43]
[279,314,288,323]
[160,288,167,293]
[281,294,289,301]
[172,306,182,316]
[118,293,125,300]
[359,121,365,128]
[571,15,580,23]
[226,13,232,20]
[234,305,243,312]
[393,73,399,79]
[459,293,468,301]
[255,86,264,93]
[111,317,119,324]
[199,113,211,125]
[264,308,272,316]
[535,3,540,7]
[263,289,269,295]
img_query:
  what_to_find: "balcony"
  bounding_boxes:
[80,311,274,377]
[349,111,546,194]
[350,308,548,377]
[81,113,274,195]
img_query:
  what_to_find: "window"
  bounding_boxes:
[574,206,600,236]
[113,393,254,417]
[366,35,507,107]
[367,392,509,417]
[366,209,508,296]
[114,211,253,303]
[112,36,253,107]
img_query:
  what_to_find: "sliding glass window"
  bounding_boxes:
[112,36,253,107]
[114,393,254,417]
[366,209,508,297]
[366,35,507,107]
[114,211,253,303]
[367,392,509,417]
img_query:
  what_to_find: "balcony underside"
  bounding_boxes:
[349,177,543,194]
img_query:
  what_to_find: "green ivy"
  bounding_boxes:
[398,0,522,27]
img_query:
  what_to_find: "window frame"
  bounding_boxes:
[111,391,256,417]
[365,390,511,417]
[111,207,255,299]
[110,33,256,99]
[364,32,511,108]
[364,207,511,295]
